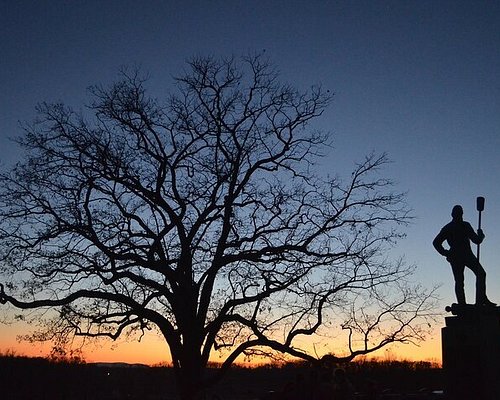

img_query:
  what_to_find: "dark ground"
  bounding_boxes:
[0,355,443,399]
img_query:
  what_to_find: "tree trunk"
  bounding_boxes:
[176,361,205,400]
[174,326,206,400]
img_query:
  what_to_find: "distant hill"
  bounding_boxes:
[91,361,150,368]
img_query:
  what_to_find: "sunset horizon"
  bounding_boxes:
[1,1,498,399]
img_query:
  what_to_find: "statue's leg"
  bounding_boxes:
[450,262,466,304]
[466,256,488,305]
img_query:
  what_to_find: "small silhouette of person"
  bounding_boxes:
[433,205,495,306]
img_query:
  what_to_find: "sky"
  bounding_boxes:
[0,0,499,365]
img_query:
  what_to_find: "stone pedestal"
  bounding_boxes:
[441,306,500,400]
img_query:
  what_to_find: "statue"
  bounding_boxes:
[433,204,495,307]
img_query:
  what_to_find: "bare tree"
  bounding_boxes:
[0,55,435,400]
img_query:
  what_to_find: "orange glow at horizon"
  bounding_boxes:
[1,323,443,366]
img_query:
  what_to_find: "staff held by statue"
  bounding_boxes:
[476,196,484,262]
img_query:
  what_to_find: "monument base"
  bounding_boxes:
[441,304,500,400]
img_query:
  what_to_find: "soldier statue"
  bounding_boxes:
[433,204,495,307]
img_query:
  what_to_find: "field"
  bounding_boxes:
[0,355,443,399]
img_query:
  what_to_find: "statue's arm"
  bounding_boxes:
[433,229,449,257]
[467,222,484,244]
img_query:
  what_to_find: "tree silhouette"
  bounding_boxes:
[0,55,435,400]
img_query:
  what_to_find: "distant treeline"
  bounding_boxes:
[0,353,442,399]
[0,353,173,399]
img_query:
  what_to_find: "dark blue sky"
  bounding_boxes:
[1,0,499,361]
